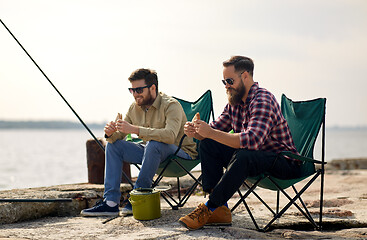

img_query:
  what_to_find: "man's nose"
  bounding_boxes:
[133,91,140,97]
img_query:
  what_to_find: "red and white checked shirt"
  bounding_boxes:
[210,82,298,154]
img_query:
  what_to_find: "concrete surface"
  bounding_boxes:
[0,170,366,239]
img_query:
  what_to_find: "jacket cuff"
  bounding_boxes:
[105,132,122,144]
[138,127,148,139]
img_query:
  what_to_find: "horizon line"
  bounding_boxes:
[0,120,366,130]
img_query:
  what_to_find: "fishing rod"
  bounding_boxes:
[0,19,134,186]
[0,19,103,151]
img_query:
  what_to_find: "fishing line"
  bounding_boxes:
[0,19,103,151]
[0,19,133,186]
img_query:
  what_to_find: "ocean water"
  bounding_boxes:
[0,128,366,191]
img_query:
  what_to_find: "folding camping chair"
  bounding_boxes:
[132,90,215,210]
[231,94,326,232]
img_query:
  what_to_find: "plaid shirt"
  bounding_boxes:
[210,82,298,154]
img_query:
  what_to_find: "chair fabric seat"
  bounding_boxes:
[157,156,201,178]
[246,174,312,191]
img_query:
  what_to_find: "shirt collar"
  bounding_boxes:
[152,92,162,109]
[140,92,162,111]
[245,82,259,105]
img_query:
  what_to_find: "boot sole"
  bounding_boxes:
[178,220,204,230]
[205,222,232,226]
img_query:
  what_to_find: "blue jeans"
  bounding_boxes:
[104,140,191,203]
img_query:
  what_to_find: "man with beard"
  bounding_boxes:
[179,56,301,230]
[81,68,197,216]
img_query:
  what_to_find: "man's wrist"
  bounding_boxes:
[132,126,139,135]
[105,133,113,138]
[206,128,215,140]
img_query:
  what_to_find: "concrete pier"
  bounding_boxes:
[0,170,366,239]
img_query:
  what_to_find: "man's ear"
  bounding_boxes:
[242,71,249,82]
[150,84,157,94]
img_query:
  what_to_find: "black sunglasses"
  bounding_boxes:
[128,84,152,94]
[221,78,234,86]
[221,71,246,86]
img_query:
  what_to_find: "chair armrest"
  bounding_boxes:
[280,151,325,165]
[173,134,187,156]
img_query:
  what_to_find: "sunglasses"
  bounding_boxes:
[128,84,152,94]
[221,78,234,86]
[221,71,246,86]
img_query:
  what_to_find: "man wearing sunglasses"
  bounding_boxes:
[81,68,197,217]
[179,56,301,230]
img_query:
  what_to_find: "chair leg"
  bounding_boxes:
[242,196,260,231]
[160,192,178,210]
[319,168,325,230]
[153,161,203,210]
[319,112,326,230]
[276,190,280,215]
[242,181,276,216]
[231,178,263,212]
[177,177,181,202]
[177,175,202,208]
[233,173,322,232]
[292,185,315,224]
[159,175,202,210]
[264,174,321,230]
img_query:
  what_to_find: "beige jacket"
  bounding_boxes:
[106,92,198,159]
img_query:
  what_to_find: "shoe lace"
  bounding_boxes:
[187,204,210,222]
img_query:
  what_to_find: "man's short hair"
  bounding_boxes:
[128,68,158,94]
[223,56,254,77]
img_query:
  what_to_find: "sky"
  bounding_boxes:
[0,0,366,127]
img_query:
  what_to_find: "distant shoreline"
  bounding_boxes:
[0,120,105,129]
[0,120,366,130]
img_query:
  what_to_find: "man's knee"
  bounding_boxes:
[199,138,219,152]
[145,140,165,153]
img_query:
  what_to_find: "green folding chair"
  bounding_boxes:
[231,94,326,232]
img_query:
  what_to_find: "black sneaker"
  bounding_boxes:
[80,200,119,217]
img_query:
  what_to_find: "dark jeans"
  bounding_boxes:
[200,138,302,207]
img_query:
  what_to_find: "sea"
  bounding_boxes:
[0,128,366,191]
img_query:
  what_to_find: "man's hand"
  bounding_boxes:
[104,121,117,137]
[184,122,196,138]
[115,119,139,135]
[194,120,213,138]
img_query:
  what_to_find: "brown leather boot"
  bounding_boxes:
[205,205,232,226]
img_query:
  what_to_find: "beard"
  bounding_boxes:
[227,80,246,106]
[135,90,155,107]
